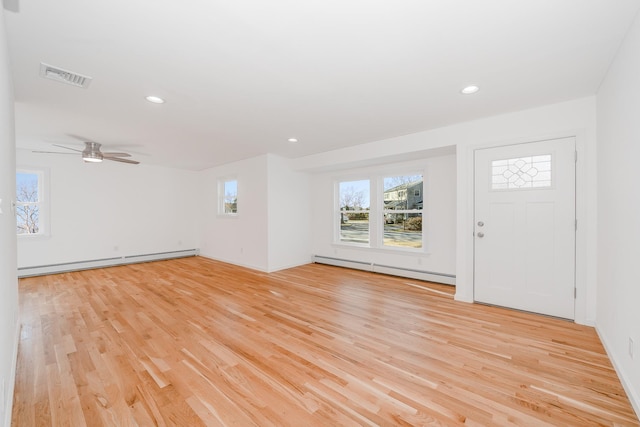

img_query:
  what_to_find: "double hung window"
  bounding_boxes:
[338,180,370,244]
[336,173,423,250]
[219,179,238,215]
[16,169,46,235]
[382,175,423,249]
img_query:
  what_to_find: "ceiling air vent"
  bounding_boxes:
[39,63,92,89]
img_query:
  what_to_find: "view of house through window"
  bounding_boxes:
[336,173,423,249]
[221,179,238,214]
[339,179,370,244]
[16,171,43,235]
[383,175,423,248]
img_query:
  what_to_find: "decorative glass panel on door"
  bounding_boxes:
[491,154,551,190]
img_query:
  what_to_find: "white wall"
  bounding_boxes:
[266,154,312,271]
[596,9,640,416]
[309,155,456,278]
[199,153,312,272]
[16,149,199,268]
[199,155,270,271]
[454,99,598,328]
[296,97,598,326]
[0,9,18,427]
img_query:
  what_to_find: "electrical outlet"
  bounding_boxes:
[630,338,635,359]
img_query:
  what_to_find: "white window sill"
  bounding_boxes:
[17,232,51,241]
[332,242,429,255]
[217,214,239,219]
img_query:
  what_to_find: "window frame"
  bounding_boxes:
[218,177,238,216]
[16,167,50,238]
[336,178,371,246]
[334,169,426,252]
[380,173,424,251]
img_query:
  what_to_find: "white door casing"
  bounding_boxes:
[474,137,576,319]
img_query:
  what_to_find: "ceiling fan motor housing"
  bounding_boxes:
[82,142,103,162]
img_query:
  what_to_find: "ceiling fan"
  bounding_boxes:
[34,141,140,164]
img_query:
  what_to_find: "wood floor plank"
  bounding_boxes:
[12,257,639,426]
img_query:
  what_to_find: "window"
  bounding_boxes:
[382,175,423,249]
[16,170,46,235]
[336,172,423,250]
[219,179,238,214]
[491,154,552,190]
[338,179,370,244]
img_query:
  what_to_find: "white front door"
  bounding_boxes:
[474,137,576,319]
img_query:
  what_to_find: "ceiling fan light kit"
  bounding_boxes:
[82,152,103,162]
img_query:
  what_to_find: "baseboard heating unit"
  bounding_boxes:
[18,249,200,278]
[312,255,455,285]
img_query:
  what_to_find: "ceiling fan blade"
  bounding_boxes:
[105,157,140,165]
[53,144,83,152]
[32,150,77,155]
[67,133,93,142]
[103,152,131,158]
[3,0,20,13]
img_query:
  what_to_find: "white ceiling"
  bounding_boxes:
[5,0,640,170]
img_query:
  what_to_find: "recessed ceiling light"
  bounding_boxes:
[288,138,299,143]
[145,95,165,104]
[460,85,480,95]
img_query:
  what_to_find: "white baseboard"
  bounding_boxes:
[265,258,315,273]
[198,253,269,273]
[17,249,200,278]
[312,255,456,285]
[595,324,640,420]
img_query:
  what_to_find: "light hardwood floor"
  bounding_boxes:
[12,257,638,426]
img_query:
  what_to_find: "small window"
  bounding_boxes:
[219,179,238,214]
[16,170,46,235]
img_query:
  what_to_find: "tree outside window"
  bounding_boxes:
[16,171,43,235]
[338,180,370,244]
